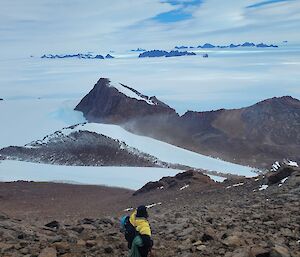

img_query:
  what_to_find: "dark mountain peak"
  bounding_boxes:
[255,95,300,107]
[105,54,114,59]
[94,77,110,87]
[75,78,176,124]
[246,96,300,116]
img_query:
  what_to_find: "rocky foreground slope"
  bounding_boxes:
[75,78,300,168]
[0,165,299,257]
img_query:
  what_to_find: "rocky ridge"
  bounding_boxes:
[41,54,109,59]
[0,164,299,257]
[175,42,278,49]
[74,78,300,168]
[0,125,176,168]
[139,50,196,58]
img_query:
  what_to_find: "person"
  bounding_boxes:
[120,215,136,249]
[121,205,153,257]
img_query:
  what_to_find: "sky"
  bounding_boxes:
[0,0,300,57]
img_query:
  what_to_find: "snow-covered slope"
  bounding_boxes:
[47,123,257,177]
[0,160,180,190]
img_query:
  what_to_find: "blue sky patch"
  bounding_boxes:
[153,9,192,22]
[247,0,291,8]
[154,0,202,23]
[161,0,202,7]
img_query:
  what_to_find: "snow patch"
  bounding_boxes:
[207,174,226,182]
[146,202,162,208]
[259,185,269,191]
[233,182,244,187]
[123,207,134,212]
[271,161,281,171]
[278,177,289,187]
[286,160,298,167]
[179,184,189,191]
[124,202,162,211]
[109,80,156,105]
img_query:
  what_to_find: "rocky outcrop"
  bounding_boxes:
[266,165,300,185]
[138,50,168,57]
[0,129,171,167]
[256,43,278,48]
[40,53,108,59]
[139,50,196,58]
[194,42,278,49]
[242,42,255,47]
[131,48,146,52]
[133,170,216,195]
[175,46,189,49]
[165,50,196,57]
[200,43,216,48]
[105,54,114,59]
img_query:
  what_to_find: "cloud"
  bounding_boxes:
[0,0,299,57]
[246,0,291,9]
[116,0,300,47]
[0,0,174,56]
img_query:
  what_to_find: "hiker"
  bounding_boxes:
[120,205,153,257]
[120,215,136,249]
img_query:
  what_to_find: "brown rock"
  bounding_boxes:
[76,239,86,247]
[192,240,203,246]
[104,246,114,254]
[231,248,251,257]
[223,236,245,247]
[52,242,70,254]
[38,247,57,257]
[0,242,14,252]
[270,245,290,257]
[86,240,97,247]
[196,245,206,251]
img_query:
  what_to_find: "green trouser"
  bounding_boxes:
[129,235,143,257]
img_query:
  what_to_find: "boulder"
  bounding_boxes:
[267,167,295,185]
[270,245,290,257]
[52,242,70,254]
[223,236,245,247]
[104,246,114,253]
[38,247,57,257]
[45,221,60,230]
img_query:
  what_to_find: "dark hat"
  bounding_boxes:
[136,205,148,218]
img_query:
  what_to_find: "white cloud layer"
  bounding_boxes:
[0,0,300,56]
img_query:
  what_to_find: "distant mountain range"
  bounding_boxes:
[139,50,196,58]
[131,48,146,52]
[175,42,278,49]
[75,78,300,168]
[41,53,114,59]
[40,42,279,60]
